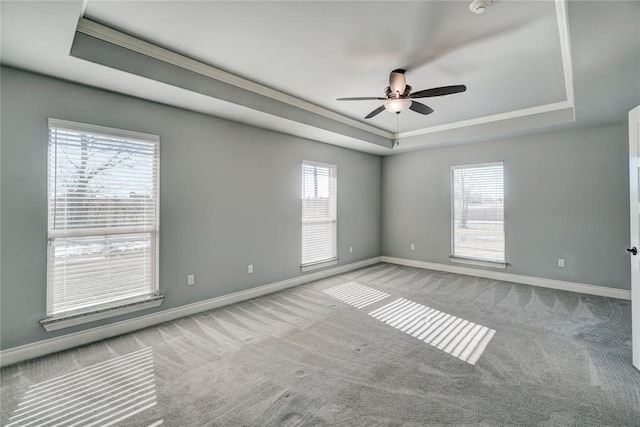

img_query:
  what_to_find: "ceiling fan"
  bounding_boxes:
[337,69,467,119]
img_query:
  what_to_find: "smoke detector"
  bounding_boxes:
[469,0,492,14]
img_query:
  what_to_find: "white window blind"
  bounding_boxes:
[451,162,505,263]
[47,119,160,317]
[301,161,337,269]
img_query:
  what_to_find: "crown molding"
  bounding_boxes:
[394,0,575,141]
[76,0,575,151]
[76,18,392,140]
[396,101,573,139]
[555,0,575,111]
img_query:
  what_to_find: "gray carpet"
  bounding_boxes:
[1,263,638,426]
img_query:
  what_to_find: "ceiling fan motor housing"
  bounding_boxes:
[389,69,407,96]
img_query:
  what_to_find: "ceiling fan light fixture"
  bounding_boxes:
[384,98,411,114]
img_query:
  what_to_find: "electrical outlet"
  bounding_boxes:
[558,258,565,268]
[187,274,195,286]
[248,264,254,274]
[349,246,353,253]
[410,243,415,251]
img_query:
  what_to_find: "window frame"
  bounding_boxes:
[301,160,338,272]
[42,118,163,331]
[450,161,507,269]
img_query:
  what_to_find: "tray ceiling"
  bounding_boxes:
[1,1,638,154]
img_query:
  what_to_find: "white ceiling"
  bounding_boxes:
[1,1,639,155]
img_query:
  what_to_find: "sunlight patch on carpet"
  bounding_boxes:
[369,298,495,365]
[8,347,158,426]
[323,281,390,308]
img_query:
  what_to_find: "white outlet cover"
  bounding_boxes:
[187,274,195,285]
[558,258,565,268]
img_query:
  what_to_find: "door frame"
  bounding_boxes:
[629,105,640,370]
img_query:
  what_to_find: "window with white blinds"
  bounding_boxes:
[301,161,337,270]
[451,162,505,264]
[47,119,160,317]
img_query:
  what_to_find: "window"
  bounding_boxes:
[301,161,337,271]
[451,162,505,266]
[45,119,161,328]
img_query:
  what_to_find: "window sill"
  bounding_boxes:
[40,295,164,332]
[301,258,338,272]
[449,256,507,269]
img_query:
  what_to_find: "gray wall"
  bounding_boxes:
[1,65,631,352]
[383,123,631,290]
[0,67,382,350]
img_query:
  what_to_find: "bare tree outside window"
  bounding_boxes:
[453,168,476,229]
[47,120,159,316]
[52,132,154,231]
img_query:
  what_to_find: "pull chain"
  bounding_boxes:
[395,113,400,146]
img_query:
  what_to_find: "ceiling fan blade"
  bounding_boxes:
[409,101,434,115]
[364,105,386,119]
[410,85,467,99]
[337,97,387,101]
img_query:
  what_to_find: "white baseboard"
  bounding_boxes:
[381,256,631,300]
[2,255,628,367]
[0,257,381,368]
